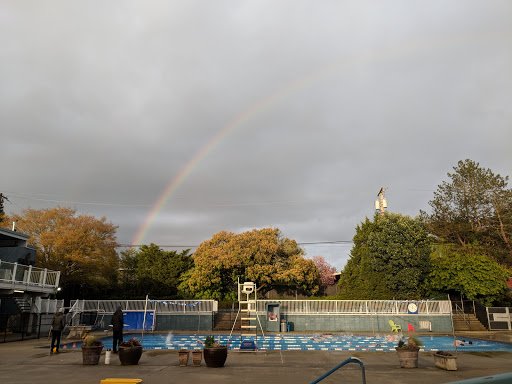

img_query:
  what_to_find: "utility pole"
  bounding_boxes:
[375,187,387,215]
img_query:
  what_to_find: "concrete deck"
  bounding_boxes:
[0,332,511,384]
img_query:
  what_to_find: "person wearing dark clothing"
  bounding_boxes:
[50,308,65,355]
[111,306,124,353]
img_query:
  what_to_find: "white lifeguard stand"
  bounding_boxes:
[228,279,266,352]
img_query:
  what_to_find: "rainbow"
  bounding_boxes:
[131,32,494,246]
[131,61,345,246]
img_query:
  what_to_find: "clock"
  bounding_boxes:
[407,303,418,314]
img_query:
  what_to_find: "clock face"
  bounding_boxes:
[408,303,418,312]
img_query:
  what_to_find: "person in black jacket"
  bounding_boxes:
[50,308,65,355]
[111,306,124,353]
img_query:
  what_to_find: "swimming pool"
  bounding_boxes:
[62,333,512,352]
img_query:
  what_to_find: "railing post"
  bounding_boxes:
[12,262,18,284]
[54,271,60,289]
[27,265,33,283]
[41,269,47,287]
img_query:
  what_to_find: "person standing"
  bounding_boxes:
[50,308,65,355]
[111,306,124,353]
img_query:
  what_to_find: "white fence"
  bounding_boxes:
[70,299,450,315]
[33,298,65,314]
[256,300,452,315]
[71,299,218,314]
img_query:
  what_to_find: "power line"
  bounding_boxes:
[118,240,354,248]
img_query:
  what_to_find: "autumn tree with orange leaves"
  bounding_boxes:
[2,207,119,295]
[183,228,320,301]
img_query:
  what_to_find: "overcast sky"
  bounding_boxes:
[1,1,511,271]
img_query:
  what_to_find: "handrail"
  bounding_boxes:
[309,357,366,384]
[453,303,471,329]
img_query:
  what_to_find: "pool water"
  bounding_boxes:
[62,333,512,352]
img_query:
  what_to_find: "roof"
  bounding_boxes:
[0,227,30,242]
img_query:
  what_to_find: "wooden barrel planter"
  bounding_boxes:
[118,345,143,365]
[82,345,103,365]
[203,346,228,368]
[178,349,190,367]
[192,350,202,367]
[396,347,420,368]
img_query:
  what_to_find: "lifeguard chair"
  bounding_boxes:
[228,280,267,351]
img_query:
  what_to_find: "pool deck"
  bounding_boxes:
[0,331,511,384]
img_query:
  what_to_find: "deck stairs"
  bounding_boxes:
[452,313,487,331]
[214,312,241,331]
[13,298,32,313]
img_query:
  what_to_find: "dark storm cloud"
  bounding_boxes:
[1,0,511,270]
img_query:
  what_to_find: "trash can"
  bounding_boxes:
[280,319,287,333]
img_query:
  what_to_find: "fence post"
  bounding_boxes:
[37,314,42,339]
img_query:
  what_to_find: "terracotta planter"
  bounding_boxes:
[396,347,419,368]
[433,352,457,371]
[118,345,143,365]
[178,349,190,367]
[81,345,103,365]
[203,346,228,368]
[192,350,202,367]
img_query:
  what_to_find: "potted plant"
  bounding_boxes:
[433,350,457,371]
[395,336,422,368]
[191,349,202,367]
[81,335,104,365]
[118,337,143,365]
[178,349,190,367]
[203,335,228,368]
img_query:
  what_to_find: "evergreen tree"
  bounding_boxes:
[421,159,512,266]
[338,213,432,300]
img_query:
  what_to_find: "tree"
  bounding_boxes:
[427,245,510,306]
[0,193,5,223]
[338,213,432,300]
[117,247,141,299]
[184,228,320,301]
[312,256,337,287]
[1,207,119,294]
[421,159,512,266]
[135,244,193,298]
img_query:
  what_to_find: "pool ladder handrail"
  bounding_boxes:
[309,357,366,384]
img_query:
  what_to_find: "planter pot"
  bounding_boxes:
[82,345,103,365]
[396,347,420,368]
[203,346,228,368]
[118,345,143,365]
[192,350,202,367]
[178,350,190,367]
[433,352,457,371]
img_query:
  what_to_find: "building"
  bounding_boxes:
[0,227,60,341]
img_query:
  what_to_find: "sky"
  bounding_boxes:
[1,1,511,271]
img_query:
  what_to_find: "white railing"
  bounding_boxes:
[256,299,451,315]
[0,260,60,292]
[71,299,217,314]
[487,307,512,331]
[33,297,65,314]
[71,299,451,315]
